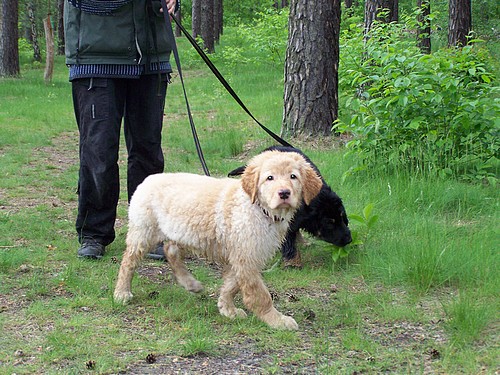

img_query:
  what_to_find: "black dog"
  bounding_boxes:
[228,146,352,267]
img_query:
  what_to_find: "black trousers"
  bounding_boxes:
[72,74,168,245]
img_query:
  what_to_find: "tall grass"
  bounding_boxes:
[348,173,499,295]
[444,292,497,346]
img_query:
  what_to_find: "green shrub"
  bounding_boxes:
[331,203,378,264]
[338,17,500,184]
[18,38,42,68]
[236,8,289,65]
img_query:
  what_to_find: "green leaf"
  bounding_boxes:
[367,214,379,228]
[481,74,491,83]
[339,248,350,258]
[409,118,421,130]
[349,214,366,225]
[363,203,375,220]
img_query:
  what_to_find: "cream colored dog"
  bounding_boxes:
[114,150,322,330]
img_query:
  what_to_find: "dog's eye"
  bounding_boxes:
[267,176,274,181]
[290,174,297,179]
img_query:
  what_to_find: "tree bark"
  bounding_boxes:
[364,0,399,38]
[364,0,383,36]
[383,0,398,23]
[417,0,431,54]
[274,0,289,8]
[44,14,55,84]
[27,1,42,62]
[192,0,201,38]
[174,6,181,37]
[282,0,341,138]
[364,0,398,36]
[214,0,223,42]
[57,0,65,55]
[448,0,471,47]
[0,0,20,77]
[201,0,215,53]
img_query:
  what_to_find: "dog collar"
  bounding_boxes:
[260,207,285,223]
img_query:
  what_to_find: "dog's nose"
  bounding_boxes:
[278,189,291,200]
[346,233,353,244]
[344,231,353,245]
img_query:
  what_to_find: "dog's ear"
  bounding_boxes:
[301,164,323,205]
[241,164,260,203]
[228,165,246,177]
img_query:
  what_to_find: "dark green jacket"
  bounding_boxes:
[64,0,173,66]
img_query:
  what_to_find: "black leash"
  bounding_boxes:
[170,15,293,148]
[160,0,211,175]
[160,3,293,164]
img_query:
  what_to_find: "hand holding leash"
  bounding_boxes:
[159,0,177,14]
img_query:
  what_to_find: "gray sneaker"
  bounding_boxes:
[147,242,166,261]
[77,239,105,259]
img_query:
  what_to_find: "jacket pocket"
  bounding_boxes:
[77,6,136,61]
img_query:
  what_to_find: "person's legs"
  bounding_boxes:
[72,78,126,252]
[124,74,168,260]
[123,74,168,201]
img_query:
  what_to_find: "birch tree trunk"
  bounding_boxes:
[27,1,42,62]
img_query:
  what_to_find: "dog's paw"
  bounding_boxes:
[279,315,299,330]
[233,308,247,318]
[185,279,204,293]
[176,276,203,293]
[114,290,133,304]
[282,259,303,269]
[265,313,299,330]
[218,305,247,319]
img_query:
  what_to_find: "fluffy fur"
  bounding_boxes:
[114,150,322,330]
[228,146,352,268]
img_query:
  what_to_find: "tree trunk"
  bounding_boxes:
[44,14,55,84]
[214,0,223,42]
[201,0,215,53]
[364,0,383,36]
[282,0,341,138]
[57,0,65,55]
[383,0,398,23]
[27,1,42,62]
[192,0,201,38]
[274,0,289,8]
[417,0,431,54]
[0,0,20,77]
[364,0,398,36]
[448,0,471,47]
[174,6,181,37]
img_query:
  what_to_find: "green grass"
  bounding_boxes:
[1,36,499,373]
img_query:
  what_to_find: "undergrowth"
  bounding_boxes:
[337,13,500,184]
